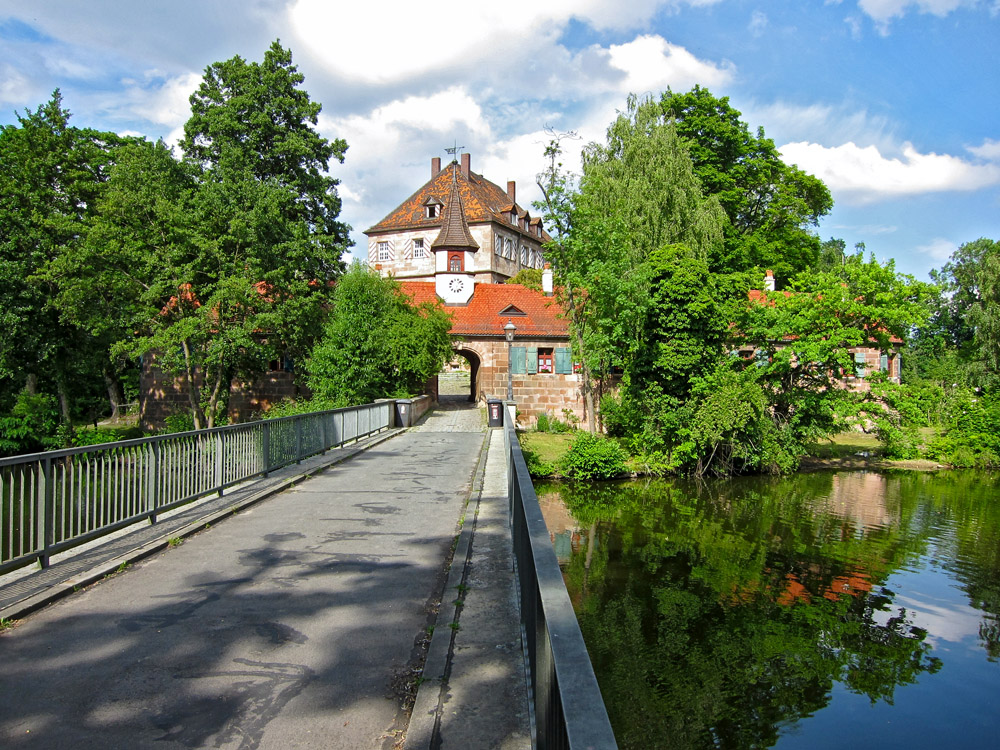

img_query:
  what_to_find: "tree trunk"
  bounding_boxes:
[181,340,205,430]
[103,365,126,422]
[25,373,39,395]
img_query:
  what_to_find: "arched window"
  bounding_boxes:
[449,254,462,272]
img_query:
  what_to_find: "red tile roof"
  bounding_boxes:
[400,281,569,338]
[366,160,550,244]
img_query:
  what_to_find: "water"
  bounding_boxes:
[535,470,1000,750]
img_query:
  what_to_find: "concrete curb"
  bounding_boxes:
[403,430,492,750]
[0,428,403,623]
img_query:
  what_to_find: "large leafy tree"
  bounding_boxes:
[658,86,833,279]
[0,91,126,433]
[307,265,453,406]
[59,42,352,429]
[535,99,727,430]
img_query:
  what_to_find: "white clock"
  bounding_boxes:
[449,278,465,294]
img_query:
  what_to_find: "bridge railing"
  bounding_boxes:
[0,400,394,575]
[504,416,618,750]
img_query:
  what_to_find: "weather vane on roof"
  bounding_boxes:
[445,141,464,162]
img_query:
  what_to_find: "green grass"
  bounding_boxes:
[520,431,574,464]
[806,431,883,458]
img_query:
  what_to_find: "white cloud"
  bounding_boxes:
[968,138,1000,160]
[857,0,980,32]
[0,65,33,106]
[915,237,959,260]
[749,10,769,36]
[779,140,1000,203]
[605,35,735,94]
[749,100,895,150]
[288,0,725,86]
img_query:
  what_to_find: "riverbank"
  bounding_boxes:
[521,429,950,477]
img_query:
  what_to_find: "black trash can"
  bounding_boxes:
[487,398,504,427]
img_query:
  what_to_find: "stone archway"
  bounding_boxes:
[439,344,483,403]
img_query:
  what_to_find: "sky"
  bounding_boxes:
[0,0,997,282]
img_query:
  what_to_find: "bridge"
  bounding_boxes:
[0,398,616,749]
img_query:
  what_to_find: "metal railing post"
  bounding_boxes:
[295,416,303,463]
[262,421,271,478]
[215,430,224,496]
[38,457,53,569]
[148,441,160,524]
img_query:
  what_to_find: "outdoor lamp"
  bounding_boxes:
[504,319,517,402]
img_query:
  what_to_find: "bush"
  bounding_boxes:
[0,391,62,456]
[561,432,629,481]
[73,426,145,447]
[535,413,550,432]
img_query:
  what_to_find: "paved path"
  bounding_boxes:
[0,401,528,749]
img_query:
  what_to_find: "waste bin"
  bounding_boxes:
[487,398,504,427]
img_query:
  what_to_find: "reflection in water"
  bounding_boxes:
[538,470,1000,750]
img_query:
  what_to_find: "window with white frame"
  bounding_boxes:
[494,235,503,256]
[378,241,390,262]
[413,238,425,259]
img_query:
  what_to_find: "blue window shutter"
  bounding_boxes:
[880,353,888,372]
[527,347,538,374]
[555,348,571,374]
[511,346,526,374]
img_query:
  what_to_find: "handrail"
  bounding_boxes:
[0,401,395,575]
[504,414,618,750]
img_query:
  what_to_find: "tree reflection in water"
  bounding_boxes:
[537,470,1000,750]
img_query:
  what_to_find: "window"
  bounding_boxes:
[378,241,390,262]
[854,351,867,378]
[505,238,514,259]
[880,353,889,372]
[413,238,425,259]
[520,246,528,265]
[494,235,503,256]
[449,253,462,272]
[538,348,553,373]
[426,204,439,219]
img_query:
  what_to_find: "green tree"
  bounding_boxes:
[0,91,126,436]
[307,265,453,405]
[54,42,352,429]
[658,86,833,279]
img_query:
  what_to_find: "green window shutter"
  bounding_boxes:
[854,351,867,377]
[511,346,526,374]
[554,348,571,374]
[527,347,538,374]
[880,353,889,372]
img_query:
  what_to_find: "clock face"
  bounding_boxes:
[449,278,465,294]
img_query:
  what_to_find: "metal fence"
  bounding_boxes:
[504,416,618,750]
[0,401,393,575]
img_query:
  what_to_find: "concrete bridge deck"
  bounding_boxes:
[0,399,530,749]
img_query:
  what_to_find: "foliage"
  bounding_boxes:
[561,432,629,480]
[0,91,128,436]
[505,267,543,290]
[0,390,62,456]
[657,86,833,280]
[924,390,1000,468]
[72,425,145,447]
[534,412,572,433]
[307,264,453,405]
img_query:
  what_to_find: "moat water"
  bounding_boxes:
[535,470,1000,749]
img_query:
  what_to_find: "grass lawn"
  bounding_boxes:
[519,431,574,464]
[806,431,883,458]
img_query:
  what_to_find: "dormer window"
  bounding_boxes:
[510,210,518,224]
[424,197,443,219]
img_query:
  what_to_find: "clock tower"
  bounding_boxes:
[432,165,479,305]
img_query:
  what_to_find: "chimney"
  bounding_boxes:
[431,157,441,177]
[542,264,553,297]
[507,180,516,202]
[764,269,776,291]
[461,152,471,177]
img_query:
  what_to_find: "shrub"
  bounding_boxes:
[561,432,629,481]
[535,413,550,432]
[73,426,145,447]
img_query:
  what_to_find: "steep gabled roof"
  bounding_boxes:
[400,282,568,338]
[365,160,550,243]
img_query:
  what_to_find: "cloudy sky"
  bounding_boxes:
[1,0,997,280]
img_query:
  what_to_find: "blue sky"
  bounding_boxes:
[1,0,997,281]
